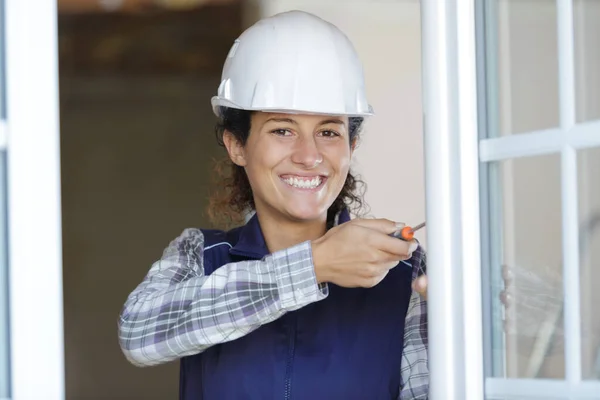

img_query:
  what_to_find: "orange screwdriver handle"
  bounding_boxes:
[390,226,415,241]
[399,226,415,241]
[391,221,425,241]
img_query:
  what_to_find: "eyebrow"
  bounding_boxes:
[264,117,298,125]
[263,117,346,126]
[319,119,345,126]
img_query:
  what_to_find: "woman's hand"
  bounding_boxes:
[412,275,428,300]
[311,218,418,288]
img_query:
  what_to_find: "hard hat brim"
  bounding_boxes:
[211,96,375,118]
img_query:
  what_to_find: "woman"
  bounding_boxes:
[118,10,429,399]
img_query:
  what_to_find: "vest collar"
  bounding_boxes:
[229,209,351,260]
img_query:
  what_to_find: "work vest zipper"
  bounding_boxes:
[284,315,297,400]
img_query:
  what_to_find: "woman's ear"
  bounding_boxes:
[223,131,247,167]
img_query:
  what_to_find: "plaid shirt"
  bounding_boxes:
[118,222,429,399]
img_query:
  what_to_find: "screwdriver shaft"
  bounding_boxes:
[409,221,426,233]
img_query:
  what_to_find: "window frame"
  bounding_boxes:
[5,0,65,399]
[421,0,484,398]
[422,0,600,397]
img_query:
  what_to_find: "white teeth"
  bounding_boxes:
[284,176,322,189]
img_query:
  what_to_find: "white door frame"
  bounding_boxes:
[5,1,65,399]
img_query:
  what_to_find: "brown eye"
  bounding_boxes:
[271,129,293,136]
[319,130,340,138]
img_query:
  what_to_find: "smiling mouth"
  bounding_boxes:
[280,175,326,190]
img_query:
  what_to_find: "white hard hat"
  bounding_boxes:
[211,10,374,117]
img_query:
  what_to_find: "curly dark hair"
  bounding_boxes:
[207,107,368,228]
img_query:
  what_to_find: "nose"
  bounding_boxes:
[291,135,323,169]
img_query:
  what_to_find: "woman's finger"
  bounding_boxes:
[412,275,428,300]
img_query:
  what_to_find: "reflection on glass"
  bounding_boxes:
[0,152,9,397]
[488,0,560,135]
[578,147,600,380]
[490,154,564,378]
[574,0,600,123]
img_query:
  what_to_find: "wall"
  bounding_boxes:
[60,76,224,399]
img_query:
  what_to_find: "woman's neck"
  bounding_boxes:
[256,211,328,254]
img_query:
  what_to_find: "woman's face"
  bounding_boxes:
[225,112,354,224]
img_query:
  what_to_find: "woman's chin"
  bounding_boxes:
[283,202,329,222]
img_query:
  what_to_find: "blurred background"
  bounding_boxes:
[26,0,599,398]
[59,1,242,399]
[57,0,425,399]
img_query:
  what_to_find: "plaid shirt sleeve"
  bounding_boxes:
[118,228,328,367]
[399,246,430,399]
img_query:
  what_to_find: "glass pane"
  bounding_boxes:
[487,0,560,136]
[0,151,9,397]
[489,154,564,379]
[578,146,600,380]
[574,0,600,123]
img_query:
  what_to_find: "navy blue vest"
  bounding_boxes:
[179,210,414,400]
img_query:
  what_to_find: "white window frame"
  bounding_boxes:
[420,1,484,398]
[4,1,65,399]
[421,0,600,398]
[0,143,9,400]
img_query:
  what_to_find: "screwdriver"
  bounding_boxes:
[391,221,426,241]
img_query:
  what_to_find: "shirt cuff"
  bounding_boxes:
[269,240,328,310]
